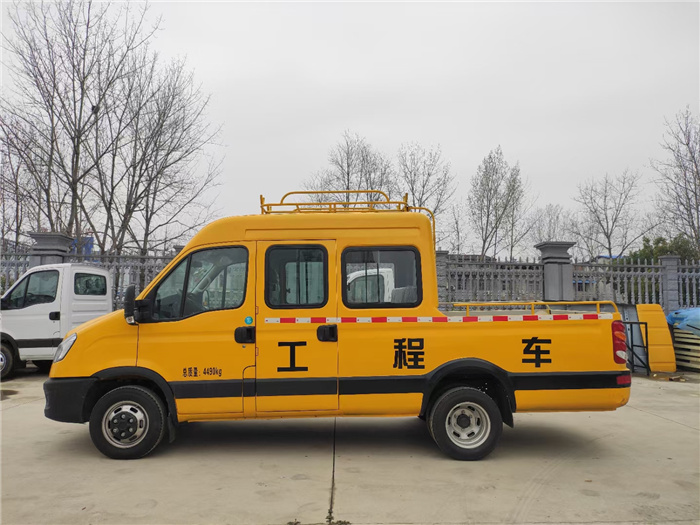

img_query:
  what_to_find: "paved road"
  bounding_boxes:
[2,368,699,525]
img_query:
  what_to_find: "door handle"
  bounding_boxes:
[234,326,255,344]
[317,324,338,342]
[49,311,60,321]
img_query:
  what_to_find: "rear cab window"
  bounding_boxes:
[342,247,421,308]
[265,245,328,308]
[74,273,107,296]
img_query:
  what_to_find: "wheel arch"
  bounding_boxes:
[87,367,178,427]
[421,358,516,427]
[1,332,19,354]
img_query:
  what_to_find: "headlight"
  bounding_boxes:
[54,333,77,363]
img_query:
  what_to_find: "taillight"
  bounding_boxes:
[612,320,627,364]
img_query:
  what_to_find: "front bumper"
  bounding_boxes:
[44,377,98,423]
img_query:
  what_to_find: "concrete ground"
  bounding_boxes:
[2,368,699,525]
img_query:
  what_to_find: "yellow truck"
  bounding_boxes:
[44,191,631,460]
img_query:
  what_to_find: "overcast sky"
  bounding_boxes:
[146,1,698,221]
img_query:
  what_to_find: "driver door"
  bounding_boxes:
[137,243,256,416]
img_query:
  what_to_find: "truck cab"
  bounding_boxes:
[44,191,630,460]
[1,263,112,378]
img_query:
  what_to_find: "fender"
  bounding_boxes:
[92,366,178,426]
[422,358,516,424]
[1,332,19,353]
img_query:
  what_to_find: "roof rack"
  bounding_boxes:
[260,190,436,245]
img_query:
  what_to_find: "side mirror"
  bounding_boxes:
[134,298,153,323]
[124,285,136,324]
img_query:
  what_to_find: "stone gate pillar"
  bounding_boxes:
[535,241,576,301]
[659,255,681,312]
[435,250,449,304]
[28,232,74,268]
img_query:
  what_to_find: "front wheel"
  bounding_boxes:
[428,387,503,460]
[89,386,166,459]
[0,343,15,380]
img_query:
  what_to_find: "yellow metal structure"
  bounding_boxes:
[45,191,631,459]
[636,304,676,373]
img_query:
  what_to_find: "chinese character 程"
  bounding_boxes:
[521,337,552,367]
[393,338,425,370]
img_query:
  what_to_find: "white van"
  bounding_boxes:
[0,263,112,379]
[346,267,396,303]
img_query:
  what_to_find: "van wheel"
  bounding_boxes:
[0,343,15,380]
[34,360,53,373]
[428,387,502,461]
[89,386,166,459]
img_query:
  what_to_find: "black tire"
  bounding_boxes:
[34,360,53,373]
[1,343,15,380]
[89,385,166,459]
[428,387,503,461]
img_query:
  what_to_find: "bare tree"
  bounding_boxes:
[529,204,572,245]
[396,143,454,216]
[571,170,655,260]
[467,146,522,259]
[305,131,396,205]
[1,1,221,255]
[500,170,534,260]
[446,201,468,253]
[2,0,157,242]
[651,107,700,250]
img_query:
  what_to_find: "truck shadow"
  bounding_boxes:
[165,417,600,460]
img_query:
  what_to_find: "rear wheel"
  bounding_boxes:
[428,387,502,460]
[89,385,166,459]
[0,343,15,380]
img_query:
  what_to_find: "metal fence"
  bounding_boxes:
[438,254,544,304]
[67,254,174,309]
[0,252,173,309]
[0,253,30,295]
[2,248,699,312]
[572,259,664,305]
[679,260,700,308]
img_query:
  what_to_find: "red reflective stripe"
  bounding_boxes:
[432,317,448,322]
[463,316,479,322]
[402,316,418,323]
[553,314,569,321]
[279,318,296,323]
[523,315,539,321]
[311,317,327,324]
[493,315,508,322]
[583,313,599,320]
[341,317,357,323]
[372,317,388,323]
[616,374,631,385]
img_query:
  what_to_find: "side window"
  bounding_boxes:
[24,271,59,307]
[153,259,188,320]
[74,273,107,296]
[266,246,327,308]
[5,277,29,309]
[343,247,421,308]
[152,246,248,321]
[183,247,248,317]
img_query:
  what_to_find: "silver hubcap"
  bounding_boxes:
[0,352,5,372]
[445,401,491,449]
[102,401,149,448]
